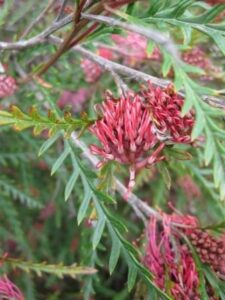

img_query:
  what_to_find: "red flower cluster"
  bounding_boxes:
[144,213,222,300]
[190,229,225,276]
[182,47,222,80]
[141,82,195,144]
[90,91,165,192]
[90,83,195,192]
[0,75,17,99]
[112,32,161,66]
[0,276,24,300]
[144,214,200,299]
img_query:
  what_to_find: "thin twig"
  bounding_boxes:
[50,35,171,87]
[55,0,70,22]
[81,12,180,61]
[109,70,129,96]
[20,0,55,39]
[1,30,225,108]
[0,14,73,50]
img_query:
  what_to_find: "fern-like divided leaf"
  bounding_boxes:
[111,3,225,54]
[0,106,92,137]
[145,2,225,54]
[172,67,225,201]
[4,257,97,278]
[56,142,171,299]
[0,196,31,253]
[40,136,171,298]
[0,180,42,209]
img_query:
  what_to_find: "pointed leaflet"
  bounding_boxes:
[181,25,192,45]
[204,127,214,166]
[208,33,225,55]
[92,201,106,250]
[77,188,92,225]
[162,52,172,77]
[127,262,138,292]
[65,168,80,201]
[203,266,225,300]
[51,145,70,175]
[186,4,225,24]
[167,0,194,18]
[191,106,205,140]
[182,83,195,115]
[147,0,165,16]
[213,155,223,188]
[38,132,61,156]
[108,227,121,275]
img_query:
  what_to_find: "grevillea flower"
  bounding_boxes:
[90,83,195,192]
[0,275,24,300]
[89,91,165,192]
[112,32,161,66]
[182,47,222,80]
[144,213,224,299]
[141,82,195,144]
[57,88,91,113]
[144,214,200,299]
[0,75,17,99]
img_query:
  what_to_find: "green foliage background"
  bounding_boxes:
[0,0,225,299]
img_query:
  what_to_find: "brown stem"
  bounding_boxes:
[35,2,103,77]
[68,22,99,49]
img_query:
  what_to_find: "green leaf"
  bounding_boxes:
[191,110,205,140]
[169,0,194,18]
[213,156,223,188]
[182,83,195,115]
[38,132,61,156]
[204,128,214,166]
[6,258,97,278]
[109,229,121,275]
[157,163,171,190]
[180,25,192,45]
[185,4,225,24]
[211,34,225,55]
[51,146,70,175]
[203,266,225,300]
[147,0,165,16]
[174,68,185,90]
[0,180,42,209]
[127,263,138,292]
[0,0,13,26]
[162,52,172,77]
[77,189,92,225]
[92,215,106,250]
[65,168,80,201]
